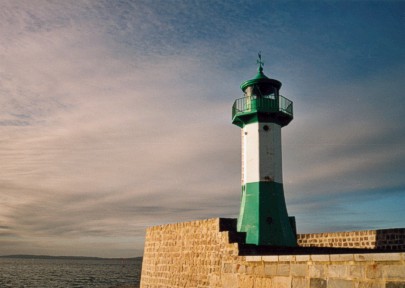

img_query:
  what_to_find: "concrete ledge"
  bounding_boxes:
[354,253,403,262]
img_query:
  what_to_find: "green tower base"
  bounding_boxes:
[237,182,297,246]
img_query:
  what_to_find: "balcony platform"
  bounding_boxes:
[232,95,293,127]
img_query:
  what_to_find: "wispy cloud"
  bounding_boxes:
[0,0,404,257]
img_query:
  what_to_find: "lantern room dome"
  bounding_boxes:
[240,66,282,96]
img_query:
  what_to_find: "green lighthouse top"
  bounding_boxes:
[240,53,282,95]
[232,53,293,128]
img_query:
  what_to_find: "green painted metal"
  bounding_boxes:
[237,182,297,246]
[232,95,293,128]
[240,71,282,93]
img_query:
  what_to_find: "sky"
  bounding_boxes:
[0,0,404,258]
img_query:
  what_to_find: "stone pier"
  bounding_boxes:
[140,218,405,288]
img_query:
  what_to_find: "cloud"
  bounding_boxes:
[0,0,404,257]
[0,1,245,257]
[281,63,405,232]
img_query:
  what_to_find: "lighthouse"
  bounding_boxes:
[232,54,297,246]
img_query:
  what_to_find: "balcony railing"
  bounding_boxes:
[232,95,293,120]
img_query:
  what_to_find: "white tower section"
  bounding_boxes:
[242,122,283,185]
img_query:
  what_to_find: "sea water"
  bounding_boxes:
[0,258,142,288]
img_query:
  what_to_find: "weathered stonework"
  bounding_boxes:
[140,218,405,288]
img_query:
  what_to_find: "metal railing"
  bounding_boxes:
[232,95,293,119]
[279,95,293,115]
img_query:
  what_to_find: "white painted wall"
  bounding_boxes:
[242,122,283,184]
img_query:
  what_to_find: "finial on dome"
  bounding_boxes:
[256,51,264,73]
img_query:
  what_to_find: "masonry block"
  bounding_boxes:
[366,264,383,279]
[264,263,277,276]
[358,281,384,288]
[295,255,310,262]
[330,254,354,261]
[238,275,254,288]
[276,263,290,276]
[292,277,308,288]
[272,276,291,288]
[309,278,327,288]
[386,282,405,288]
[221,274,238,288]
[384,265,405,280]
[311,255,330,262]
[254,277,272,288]
[349,265,365,279]
[328,264,348,278]
[290,264,307,277]
[328,279,354,288]
[262,255,279,262]
[355,253,402,262]
[309,265,327,278]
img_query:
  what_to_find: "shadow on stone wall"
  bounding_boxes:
[219,218,405,256]
[376,228,405,250]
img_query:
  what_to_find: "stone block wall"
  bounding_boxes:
[140,218,405,288]
[141,218,240,287]
[297,229,405,250]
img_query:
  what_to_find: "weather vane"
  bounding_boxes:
[256,51,264,72]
